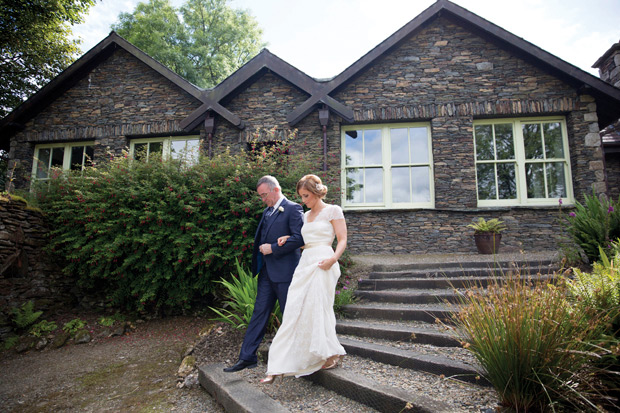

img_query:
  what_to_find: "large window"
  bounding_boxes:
[32,142,94,182]
[474,117,573,206]
[129,136,200,165]
[341,123,434,209]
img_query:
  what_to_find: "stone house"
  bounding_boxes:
[2,0,620,255]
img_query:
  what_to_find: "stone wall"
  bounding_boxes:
[606,155,620,200]
[0,198,77,340]
[8,48,203,189]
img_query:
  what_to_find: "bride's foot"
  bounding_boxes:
[260,375,279,384]
[321,355,343,370]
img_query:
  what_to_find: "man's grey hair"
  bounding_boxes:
[257,175,281,190]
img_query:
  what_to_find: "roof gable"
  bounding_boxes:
[0,32,204,145]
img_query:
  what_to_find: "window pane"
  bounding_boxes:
[134,143,147,161]
[185,139,200,165]
[85,146,94,167]
[170,140,185,159]
[391,166,410,203]
[410,127,429,164]
[36,148,51,179]
[345,168,363,203]
[497,163,517,199]
[70,146,84,171]
[390,128,409,164]
[365,168,383,203]
[364,130,382,165]
[523,124,543,159]
[495,124,514,160]
[544,122,564,158]
[345,130,363,165]
[149,142,163,158]
[51,147,64,168]
[476,163,496,200]
[526,163,546,198]
[474,125,494,161]
[546,162,567,198]
[411,166,430,202]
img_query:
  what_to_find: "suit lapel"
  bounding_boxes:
[264,198,286,235]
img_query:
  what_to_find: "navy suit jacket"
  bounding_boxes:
[251,197,304,283]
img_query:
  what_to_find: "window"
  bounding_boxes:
[341,123,434,209]
[473,117,573,206]
[32,142,94,182]
[129,136,200,165]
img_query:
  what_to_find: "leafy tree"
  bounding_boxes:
[0,0,95,118]
[112,0,264,88]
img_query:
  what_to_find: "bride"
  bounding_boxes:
[260,174,347,383]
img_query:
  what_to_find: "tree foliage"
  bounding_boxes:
[112,0,264,88]
[0,0,95,118]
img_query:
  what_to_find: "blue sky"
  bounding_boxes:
[71,0,620,79]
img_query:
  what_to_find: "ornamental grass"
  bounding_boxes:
[454,271,611,412]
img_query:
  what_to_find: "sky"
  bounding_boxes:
[70,0,620,79]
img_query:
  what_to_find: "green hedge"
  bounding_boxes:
[33,143,315,313]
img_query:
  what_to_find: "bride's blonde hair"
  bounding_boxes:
[296,174,328,199]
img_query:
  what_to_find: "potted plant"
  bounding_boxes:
[467,217,506,254]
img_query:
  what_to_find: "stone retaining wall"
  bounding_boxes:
[0,198,76,341]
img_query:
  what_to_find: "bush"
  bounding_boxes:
[209,259,282,332]
[30,320,58,337]
[453,273,608,411]
[63,318,87,335]
[566,244,620,406]
[32,139,317,314]
[561,191,620,263]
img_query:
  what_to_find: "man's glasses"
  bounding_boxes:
[258,190,272,199]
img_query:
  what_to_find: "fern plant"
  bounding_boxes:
[11,301,42,329]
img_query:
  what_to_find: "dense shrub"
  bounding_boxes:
[567,244,620,407]
[561,191,620,262]
[32,141,316,313]
[454,273,609,411]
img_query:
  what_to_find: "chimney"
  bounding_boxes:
[593,40,620,88]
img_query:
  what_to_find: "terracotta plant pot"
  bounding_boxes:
[474,233,502,254]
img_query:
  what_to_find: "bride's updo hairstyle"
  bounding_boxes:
[296,174,328,199]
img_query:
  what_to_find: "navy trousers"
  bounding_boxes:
[238,267,290,363]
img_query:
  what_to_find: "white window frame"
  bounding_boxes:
[473,117,574,207]
[31,141,95,183]
[341,123,435,210]
[129,136,200,164]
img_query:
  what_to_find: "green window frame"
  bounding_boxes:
[473,117,574,206]
[129,136,200,165]
[31,142,95,183]
[341,123,434,210]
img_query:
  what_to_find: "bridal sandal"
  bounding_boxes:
[260,375,280,384]
[321,355,343,370]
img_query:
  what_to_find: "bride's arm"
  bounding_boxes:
[318,218,347,270]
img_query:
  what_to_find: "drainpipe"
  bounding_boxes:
[318,106,330,171]
[204,115,215,158]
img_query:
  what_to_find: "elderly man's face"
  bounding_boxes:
[257,183,280,208]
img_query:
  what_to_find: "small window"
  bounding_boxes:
[474,117,573,206]
[32,142,94,182]
[129,136,200,165]
[341,123,434,210]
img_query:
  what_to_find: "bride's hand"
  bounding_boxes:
[277,235,290,246]
[318,257,336,270]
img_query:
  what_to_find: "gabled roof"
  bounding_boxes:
[3,0,620,151]
[179,48,354,131]
[0,32,205,148]
[285,0,620,126]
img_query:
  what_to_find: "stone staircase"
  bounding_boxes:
[199,252,561,412]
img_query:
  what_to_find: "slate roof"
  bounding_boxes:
[2,0,620,151]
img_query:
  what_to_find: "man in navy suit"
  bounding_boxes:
[224,175,304,372]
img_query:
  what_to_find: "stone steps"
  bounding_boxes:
[199,252,558,412]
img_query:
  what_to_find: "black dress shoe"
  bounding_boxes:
[223,359,257,372]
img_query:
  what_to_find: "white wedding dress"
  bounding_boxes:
[266,204,346,377]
